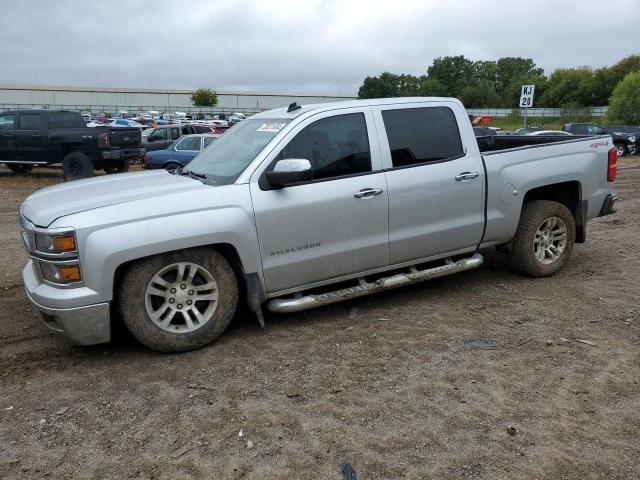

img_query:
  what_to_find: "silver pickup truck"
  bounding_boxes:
[19,98,620,352]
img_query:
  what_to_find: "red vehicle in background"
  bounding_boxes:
[472,115,493,126]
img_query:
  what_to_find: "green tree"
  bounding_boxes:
[606,70,640,124]
[357,72,422,98]
[458,80,500,108]
[191,88,218,107]
[418,77,448,96]
[358,72,400,98]
[495,57,544,95]
[427,55,474,96]
[539,68,595,107]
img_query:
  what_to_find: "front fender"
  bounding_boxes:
[80,207,262,302]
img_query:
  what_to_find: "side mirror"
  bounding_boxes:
[267,159,313,187]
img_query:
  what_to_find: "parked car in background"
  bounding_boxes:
[142,124,216,151]
[110,118,145,128]
[526,130,573,136]
[473,127,497,137]
[602,125,640,154]
[143,134,217,170]
[515,127,545,134]
[471,115,493,126]
[563,123,636,156]
[0,110,144,179]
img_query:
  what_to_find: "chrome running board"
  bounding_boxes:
[267,253,483,313]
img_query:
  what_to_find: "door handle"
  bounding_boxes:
[354,188,384,199]
[455,172,480,181]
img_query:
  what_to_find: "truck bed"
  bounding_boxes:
[476,134,580,153]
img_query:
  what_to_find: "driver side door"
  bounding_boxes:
[250,108,389,294]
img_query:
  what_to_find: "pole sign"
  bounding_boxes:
[519,85,535,108]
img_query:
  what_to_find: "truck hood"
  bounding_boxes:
[21,171,209,227]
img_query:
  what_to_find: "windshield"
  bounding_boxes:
[184,119,290,185]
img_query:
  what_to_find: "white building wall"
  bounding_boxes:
[0,85,355,113]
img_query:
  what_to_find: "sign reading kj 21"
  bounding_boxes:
[520,85,535,108]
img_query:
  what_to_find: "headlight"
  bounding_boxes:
[35,232,77,254]
[629,135,636,143]
[39,262,82,284]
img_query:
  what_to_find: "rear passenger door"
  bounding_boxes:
[15,113,45,163]
[373,102,485,264]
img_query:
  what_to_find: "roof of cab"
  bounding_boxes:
[251,97,460,119]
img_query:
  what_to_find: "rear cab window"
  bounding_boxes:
[380,106,464,168]
[48,112,85,129]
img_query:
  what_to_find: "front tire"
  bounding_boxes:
[120,248,238,352]
[510,200,575,277]
[62,151,93,180]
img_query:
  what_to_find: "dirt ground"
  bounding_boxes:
[0,161,639,480]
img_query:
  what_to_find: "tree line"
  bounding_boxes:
[357,55,640,110]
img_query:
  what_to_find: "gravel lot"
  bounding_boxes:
[0,162,639,479]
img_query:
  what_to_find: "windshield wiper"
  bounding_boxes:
[185,170,207,179]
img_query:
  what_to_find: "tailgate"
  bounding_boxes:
[109,128,141,148]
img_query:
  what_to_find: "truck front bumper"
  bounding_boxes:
[599,193,621,216]
[102,148,145,160]
[23,261,111,345]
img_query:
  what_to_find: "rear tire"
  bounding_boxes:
[120,248,238,352]
[62,151,93,180]
[5,163,33,174]
[510,200,575,277]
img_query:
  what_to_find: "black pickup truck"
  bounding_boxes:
[0,110,145,180]
[562,123,637,156]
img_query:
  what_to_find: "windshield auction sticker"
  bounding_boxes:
[257,122,286,133]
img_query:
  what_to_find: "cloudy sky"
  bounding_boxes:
[0,0,638,95]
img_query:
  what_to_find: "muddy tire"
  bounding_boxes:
[510,200,575,277]
[6,163,33,174]
[120,248,238,352]
[62,151,93,180]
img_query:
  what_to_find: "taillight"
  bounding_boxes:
[607,147,617,182]
[98,132,110,148]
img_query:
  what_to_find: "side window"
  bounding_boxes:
[0,114,15,130]
[381,107,464,168]
[18,114,42,130]
[170,127,180,140]
[277,113,371,181]
[49,112,85,128]
[175,136,202,151]
[151,128,168,140]
[203,136,216,148]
